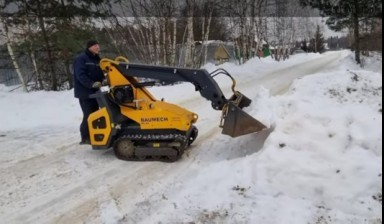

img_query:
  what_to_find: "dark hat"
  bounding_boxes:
[86,40,99,49]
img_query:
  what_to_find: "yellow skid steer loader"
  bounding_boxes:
[88,57,267,162]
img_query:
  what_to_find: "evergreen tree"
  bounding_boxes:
[301,40,308,52]
[300,0,382,64]
[308,38,316,52]
[1,0,113,91]
[314,25,325,53]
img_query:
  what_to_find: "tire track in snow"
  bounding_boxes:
[249,51,343,96]
[6,161,154,223]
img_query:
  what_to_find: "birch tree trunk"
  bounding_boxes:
[3,23,28,92]
[185,15,194,67]
[154,20,161,64]
[179,22,188,67]
[30,50,43,89]
[240,18,247,63]
[184,0,195,67]
[127,24,147,61]
[171,18,177,66]
[25,18,43,90]
[6,43,28,92]
[203,9,213,66]
[162,18,168,65]
[201,18,207,65]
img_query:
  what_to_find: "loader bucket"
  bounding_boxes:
[221,92,267,138]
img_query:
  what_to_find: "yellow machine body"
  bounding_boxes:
[88,107,112,147]
[106,62,198,131]
[88,58,198,148]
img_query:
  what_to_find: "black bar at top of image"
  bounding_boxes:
[1,0,382,18]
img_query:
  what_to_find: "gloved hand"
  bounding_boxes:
[92,81,102,89]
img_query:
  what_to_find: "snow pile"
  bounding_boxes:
[0,90,80,131]
[138,55,382,223]
[362,52,383,73]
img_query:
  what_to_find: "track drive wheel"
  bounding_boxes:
[114,138,135,161]
[166,137,187,162]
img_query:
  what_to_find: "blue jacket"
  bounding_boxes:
[73,49,104,99]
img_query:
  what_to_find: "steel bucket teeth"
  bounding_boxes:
[221,102,267,138]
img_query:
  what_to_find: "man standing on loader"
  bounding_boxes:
[73,40,104,145]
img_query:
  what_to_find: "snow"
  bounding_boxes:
[0,50,382,224]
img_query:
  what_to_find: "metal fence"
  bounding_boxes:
[0,69,20,86]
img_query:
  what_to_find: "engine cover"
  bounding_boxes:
[113,85,134,104]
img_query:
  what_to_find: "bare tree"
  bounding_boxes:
[0,20,28,92]
[23,17,43,89]
[220,0,269,64]
[183,0,195,67]
[101,0,180,65]
[268,0,305,61]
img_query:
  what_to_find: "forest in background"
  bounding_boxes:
[0,0,381,92]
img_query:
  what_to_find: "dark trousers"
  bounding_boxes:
[79,98,99,140]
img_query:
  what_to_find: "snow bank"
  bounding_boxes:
[0,89,81,131]
[144,53,382,223]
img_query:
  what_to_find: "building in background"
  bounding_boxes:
[214,44,231,65]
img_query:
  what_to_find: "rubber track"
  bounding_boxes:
[113,134,188,162]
